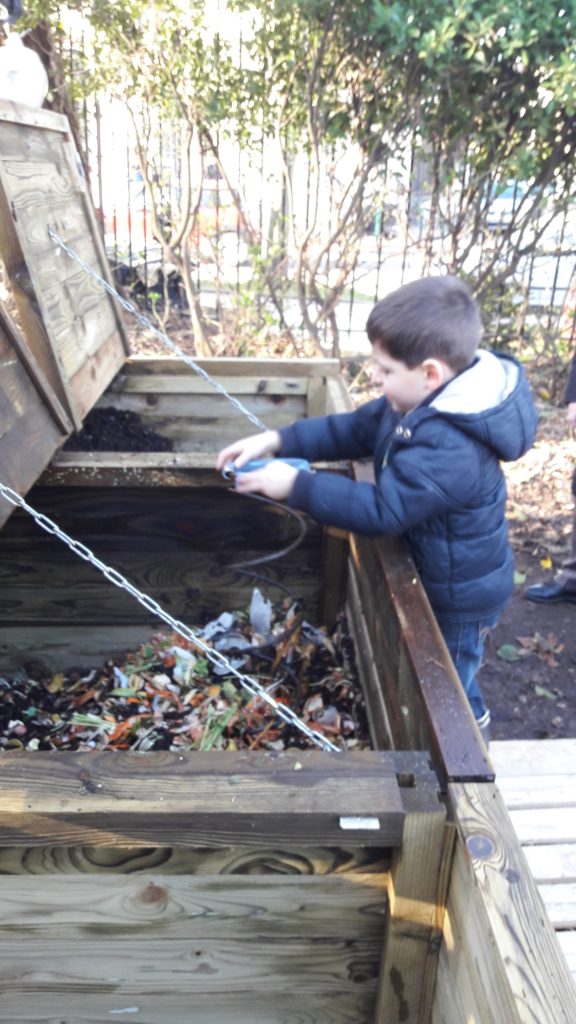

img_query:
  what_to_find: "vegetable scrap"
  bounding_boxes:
[0,591,371,753]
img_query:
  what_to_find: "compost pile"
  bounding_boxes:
[63,407,174,452]
[0,592,370,753]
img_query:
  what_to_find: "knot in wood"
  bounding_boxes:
[138,882,168,907]
[466,832,495,860]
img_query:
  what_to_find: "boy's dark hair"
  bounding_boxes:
[366,275,482,371]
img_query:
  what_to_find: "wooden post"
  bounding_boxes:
[436,781,576,1023]
[376,752,453,1023]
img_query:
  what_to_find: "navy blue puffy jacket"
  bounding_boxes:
[279,351,537,622]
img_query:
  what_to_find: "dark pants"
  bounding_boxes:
[436,612,500,721]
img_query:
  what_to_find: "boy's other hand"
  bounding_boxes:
[233,460,299,502]
[216,429,281,472]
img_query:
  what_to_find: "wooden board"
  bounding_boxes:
[0,482,326,672]
[432,781,576,1022]
[0,748,404,848]
[491,739,576,981]
[0,101,129,509]
[0,304,68,529]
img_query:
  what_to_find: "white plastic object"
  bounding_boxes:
[0,33,49,108]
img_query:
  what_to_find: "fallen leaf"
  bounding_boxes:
[496,643,522,662]
[534,684,557,700]
[540,556,553,569]
[47,673,66,693]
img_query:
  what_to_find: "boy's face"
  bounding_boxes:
[369,344,435,414]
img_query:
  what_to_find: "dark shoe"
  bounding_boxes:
[524,581,576,605]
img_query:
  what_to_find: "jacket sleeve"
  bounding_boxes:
[288,423,483,537]
[279,396,390,463]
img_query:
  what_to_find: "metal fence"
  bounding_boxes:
[58,12,576,366]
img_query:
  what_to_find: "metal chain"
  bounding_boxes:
[47,227,267,431]
[0,482,339,753]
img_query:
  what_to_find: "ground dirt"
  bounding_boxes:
[480,402,576,740]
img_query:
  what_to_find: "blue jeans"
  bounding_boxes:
[436,613,500,721]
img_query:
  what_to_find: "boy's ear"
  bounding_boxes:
[422,358,452,390]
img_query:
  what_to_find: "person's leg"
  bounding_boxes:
[436,614,499,738]
[525,475,576,603]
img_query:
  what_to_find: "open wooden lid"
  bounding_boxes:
[0,102,129,527]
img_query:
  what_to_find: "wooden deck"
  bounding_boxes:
[491,738,576,984]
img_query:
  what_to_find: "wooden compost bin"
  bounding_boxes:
[0,101,575,1024]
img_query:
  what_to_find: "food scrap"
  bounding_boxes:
[0,592,370,753]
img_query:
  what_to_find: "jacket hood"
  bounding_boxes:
[428,350,537,462]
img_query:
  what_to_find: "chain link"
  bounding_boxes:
[47,227,267,432]
[0,482,339,753]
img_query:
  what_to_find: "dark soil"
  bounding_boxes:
[63,407,174,452]
[480,404,576,740]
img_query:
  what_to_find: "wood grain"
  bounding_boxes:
[432,781,576,1023]
[0,749,404,847]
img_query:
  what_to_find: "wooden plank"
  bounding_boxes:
[0,101,129,435]
[0,842,391,877]
[557,931,576,980]
[35,246,120,380]
[0,484,326,670]
[307,376,328,417]
[349,528,493,783]
[0,935,381,993]
[0,303,71,433]
[0,100,68,132]
[0,749,404,847]
[506,808,576,845]
[346,567,393,750]
[495,773,576,809]
[442,781,576,1022]
[320,525,349,628]
[491,738,576,777]
[42,451,225,488]
[0,316,67,528]
[119,355,341,379]
[0,170,79,423]
[0,871,388,937]
[93,389,306,447]
[376,765,450,1023]
[432,840,507,1024]
[110,373,309,396]
[538,883,576,928]
[524,844,576,884]
[325,375,353,415]
[0,991,378,1023]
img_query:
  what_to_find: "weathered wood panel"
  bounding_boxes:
[0,101,128,431]
[375,758,452,1024]
[0,872,388,937]
[0,843,391,876]
[0,308,67,529]
[92,389,307,449]
[0,991,378,1023]
[0,935,380,990]
[0,749,404,847]
[116,355,341,379]
[349,520,492,784]
[431,782,576,1024]
[0,483,325,671]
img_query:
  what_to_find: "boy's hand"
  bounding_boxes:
[234,460,299,502]
[216,430,281,472]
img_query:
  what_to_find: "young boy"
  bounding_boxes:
[216,276,537,742]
